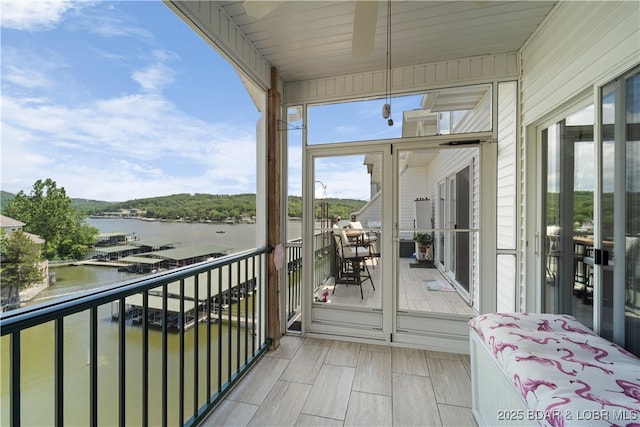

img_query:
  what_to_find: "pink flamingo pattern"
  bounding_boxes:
[509,331,561,345]
[556,348,614,374]
[611,342,640,361]
[515,353,578,376]
[554,318,595,335]
[488,335,518,357]
[538,319,553,332]
[562,336,613,364]
[513,373,557,400]
[570,379,639,413]
[544,396,571,427]
[488,322,523,330]
[497,313,521,321]
[609,379,640,403]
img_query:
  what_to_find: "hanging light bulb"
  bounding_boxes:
[382,0,392,124]
[382,103,391,119]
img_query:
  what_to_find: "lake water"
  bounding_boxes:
[32,217,302,303]
[1,218,302,426]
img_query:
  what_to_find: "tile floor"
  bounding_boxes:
[201,334,478,427]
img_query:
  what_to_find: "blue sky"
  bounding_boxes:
[1,0,420,202]
[1,0,263,202]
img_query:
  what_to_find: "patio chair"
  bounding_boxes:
[333,228,375,299]
[348,221,380,266]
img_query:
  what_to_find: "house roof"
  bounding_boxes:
[0,215,45,244]
[0,214,25,229]
[210,1,557,83]
[144,244,230,261]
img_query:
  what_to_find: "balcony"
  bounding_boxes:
[1,235,475,426]
[201,334,474,426]
[1,248,271,426]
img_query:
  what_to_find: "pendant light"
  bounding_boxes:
[382,0,393,126]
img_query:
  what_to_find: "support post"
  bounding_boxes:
[267,66,282,349]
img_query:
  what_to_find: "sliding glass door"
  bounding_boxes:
[541,66,639,357]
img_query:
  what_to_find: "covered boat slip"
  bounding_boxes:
[112,260,259,331]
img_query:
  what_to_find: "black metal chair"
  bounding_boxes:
[333,229,375,299]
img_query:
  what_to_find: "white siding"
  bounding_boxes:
[520,1,639,126]
[351,191,382,228]
[169,1,272,89]
[497,82,518,312]
[399,166,428,239]
[426,147,480,309]
[453,89,492,134]
[520,1,639,312]
[285,53,519,105]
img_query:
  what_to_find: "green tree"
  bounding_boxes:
[4,179,99,260]
[1,230,45,309]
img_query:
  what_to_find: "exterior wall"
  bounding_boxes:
[426,147,480,309]
[497,82,518,312]
[285,53,519,105]
[519,0,639,311]
[520,1,639,126]
[453,89,491,134]
[168,1,272,90]
[398,166,428,240]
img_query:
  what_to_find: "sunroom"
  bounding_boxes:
[2,1,638,426]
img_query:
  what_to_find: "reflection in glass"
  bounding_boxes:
[313,154,382,308]
[543,104,594,330]
[396,147,478,315]
[625,71,640,356]
[601,83,615,341]
[307,84,492,144]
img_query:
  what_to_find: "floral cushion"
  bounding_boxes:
[469,312,640,426]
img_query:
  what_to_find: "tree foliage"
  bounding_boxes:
[3,179,99,260]
[86,193,367,223]
[0,230,45,308]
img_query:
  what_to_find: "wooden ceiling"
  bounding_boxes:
[218,1,557,83]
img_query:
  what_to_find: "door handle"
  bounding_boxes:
[594,249,609,266]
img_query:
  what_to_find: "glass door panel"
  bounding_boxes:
[625,71,640,356]
[396,146,478,315]
[601,83,616,340]
[313,153,382,309]
[542,104,595,329]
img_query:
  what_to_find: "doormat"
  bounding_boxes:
[424,280,455,292]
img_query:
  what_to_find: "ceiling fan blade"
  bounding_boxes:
[351,1,380,58]
[243,1,284,19]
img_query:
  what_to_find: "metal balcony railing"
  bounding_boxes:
[0,247,271,427]
[285,231,333,329]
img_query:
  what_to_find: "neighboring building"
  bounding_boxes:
[0,215,49,309]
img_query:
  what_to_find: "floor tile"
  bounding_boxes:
[295,414,344,426]
[344,391,392,427]
[324,340,361,367]
[226,356,290,405]
[392,373,441,426]
[248,380,311,426]
[280,343,329,384]
[438,403,478,427]
[427,358,472,407]
[353,350,392,396]
[302,364,355,420]
[392,347,430,376]
[200,399,258,427]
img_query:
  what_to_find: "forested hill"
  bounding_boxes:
[83,193,366,222]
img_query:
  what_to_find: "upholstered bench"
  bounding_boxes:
[469,312,640,426]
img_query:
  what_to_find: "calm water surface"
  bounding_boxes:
[1,218,301,426]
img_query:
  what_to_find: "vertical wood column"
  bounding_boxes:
[267,66,282,349]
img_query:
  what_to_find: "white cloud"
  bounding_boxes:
[1,47,67,91]
[131,62,175,93]
[1,0,79,31]
[1,92,258,201]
